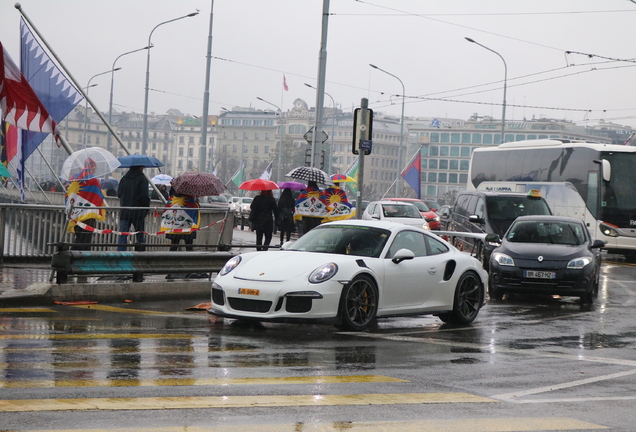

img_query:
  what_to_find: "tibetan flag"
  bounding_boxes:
[160,195,200,234]
[65,178,105,233]
[283,75,289,91]
[401,150,422,199]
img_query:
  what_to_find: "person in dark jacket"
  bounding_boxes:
[277,187,295,245]
[249,190,279,251]
[151,184,169,201]
[117,166,150,251]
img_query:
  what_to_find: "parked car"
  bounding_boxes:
[384,198,440,230]
[449,190,552,269]
[362,201,430,230]
[204,195,230,208]
[210,220,487,330]
[489,215,605,303]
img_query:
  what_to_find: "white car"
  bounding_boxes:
[210,220,487,331]
[362,201,430,230]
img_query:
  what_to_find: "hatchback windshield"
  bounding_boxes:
[288,225,390,257]
[507,221,586,245]
[382,204,422,219]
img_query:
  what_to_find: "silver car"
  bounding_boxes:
[362,201,430,230]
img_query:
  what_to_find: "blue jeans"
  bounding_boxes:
[117,218,146,251]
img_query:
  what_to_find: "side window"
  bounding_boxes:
[474,197,485,219]
[466,195,478,216]
[454,195,469,216]
[371,204,381,218]
[387,231,427,258]
[424,234,450,255]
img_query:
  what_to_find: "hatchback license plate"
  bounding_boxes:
[239,288,260,296]
[524,270,556,279]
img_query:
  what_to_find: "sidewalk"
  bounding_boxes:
[0,227,276,306]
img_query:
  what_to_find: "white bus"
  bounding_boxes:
[468,139,636,260]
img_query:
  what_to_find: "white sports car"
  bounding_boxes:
[210,220,488,331]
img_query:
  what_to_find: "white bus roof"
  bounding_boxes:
[474,139,636,152]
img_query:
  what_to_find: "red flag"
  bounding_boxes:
[283,74,289,91]
[0,42,59,137]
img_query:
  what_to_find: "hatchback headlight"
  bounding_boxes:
[492,252,515,266]
[219,256,241,276]
[308,263,338,284]
[567,256,592,269]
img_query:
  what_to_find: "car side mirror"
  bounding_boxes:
[391,248,415,264]
[485,233,501,245]
[591,239,606,249]
[468,214,484,224]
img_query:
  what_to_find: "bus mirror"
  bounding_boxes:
[601,159,611,182]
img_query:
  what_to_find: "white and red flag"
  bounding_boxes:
[0,42,59,137]
[283,74,289,91]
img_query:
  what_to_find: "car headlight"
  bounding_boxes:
[567,256,592,269]
[492,252,515,266]
[219,256,241,276]
[422,223,431,231]
[308,263,338,284]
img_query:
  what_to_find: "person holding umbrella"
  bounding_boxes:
[65,158,105,251]
[277,187,296,245]
[161,187,200,251]
[117,166,150,251]
[249,189,279,251]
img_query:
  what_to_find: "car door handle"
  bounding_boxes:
[428,267,437,275]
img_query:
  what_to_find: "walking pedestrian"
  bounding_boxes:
[277,187,295,245]
[117,166,150,251]
[249,190,279,251]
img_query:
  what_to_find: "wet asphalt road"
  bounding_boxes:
[0,259,635,431]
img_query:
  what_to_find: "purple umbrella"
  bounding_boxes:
[278,181,306,191]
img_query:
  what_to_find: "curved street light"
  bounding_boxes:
[84,68,120,146]
[107,46,151,152]
[305,83,335,174]
[465,37,507,144]
[142,11,199,155]
[256,97,284,182]
[370,64,405,196]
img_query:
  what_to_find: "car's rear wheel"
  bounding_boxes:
[438,271,483,324]
[337,274,378,331]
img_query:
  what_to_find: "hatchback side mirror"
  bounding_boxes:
[591,239,606,249]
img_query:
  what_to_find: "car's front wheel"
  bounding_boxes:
[438,271,483,324]
[337,274,378,331]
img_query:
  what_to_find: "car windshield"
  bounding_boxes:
[408,201,430,212]
[382,204,422,219]
[287,225,390,257]
[241,198,253,204]
[507,221,586,245]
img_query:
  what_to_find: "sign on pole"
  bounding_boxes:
[352,108,373,155]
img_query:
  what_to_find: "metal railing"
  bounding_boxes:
[0,202,234,262]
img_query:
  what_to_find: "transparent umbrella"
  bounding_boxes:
[60,147,121,181]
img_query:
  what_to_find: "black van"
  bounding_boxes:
[448,190,552,269]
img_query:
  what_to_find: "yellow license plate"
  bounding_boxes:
[239,288,260,296]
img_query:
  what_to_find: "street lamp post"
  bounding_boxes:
[108,46,150,153]
[142,11,199,155]
[465,37,507,144]
[84,69,120,146]
[370,64,405,197]
[304,83,335,174]
[256,97,284,182]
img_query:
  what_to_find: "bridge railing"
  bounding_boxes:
[0,202,234,262]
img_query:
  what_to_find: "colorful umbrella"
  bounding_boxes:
[151,174,173,185]
[60,147,121,181]
[286,166,334,185]
[171,172,226,197]
[278,181,306,191]
[118,154,164,168]
[331,174,356,183]
[239,179,279,191]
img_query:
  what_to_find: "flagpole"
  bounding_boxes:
[16,3,168,204]
[36,146,67,193]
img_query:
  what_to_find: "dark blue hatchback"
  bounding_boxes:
[488,215,605,303]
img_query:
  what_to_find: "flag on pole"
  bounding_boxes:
[230,161,245,188]
[283,75,289,91]
[17,18,82,201]
[344,157,359,197]
[259,161,273,180]
[1,120,17,165]
[401,149,422,199]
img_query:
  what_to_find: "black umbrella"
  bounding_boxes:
[286,166,334,185]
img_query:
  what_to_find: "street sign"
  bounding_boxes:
[360,139,372,153]
[352,108,373,155]
[304,127,329,144]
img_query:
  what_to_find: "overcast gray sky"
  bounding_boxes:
[2,0,636,129]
